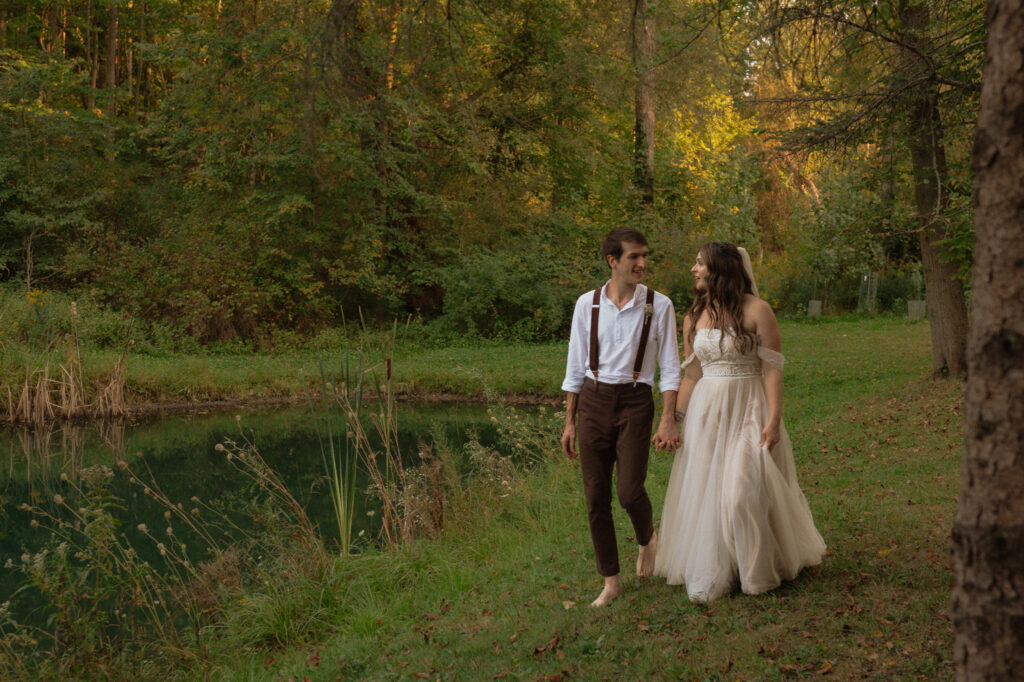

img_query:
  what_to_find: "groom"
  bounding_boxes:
[560,226,681,607]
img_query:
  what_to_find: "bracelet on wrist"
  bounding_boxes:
[674,410,685,422]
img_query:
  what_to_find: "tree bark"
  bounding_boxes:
[899,0,969,377]
[385,0,400,90]
[951,0,1024,679]
[908,92,969,377]
[85,0,97,110]
[104,4,118,91]
[631,0,655,205]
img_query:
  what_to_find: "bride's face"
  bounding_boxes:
[691,254,709,290]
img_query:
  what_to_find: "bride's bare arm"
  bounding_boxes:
[752,299,783,449]
[675,314,702,420]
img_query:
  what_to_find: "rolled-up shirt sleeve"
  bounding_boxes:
[561,293,589,393]
[656,295,681,393]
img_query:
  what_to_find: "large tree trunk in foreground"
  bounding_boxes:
[899,0,970,377]
[951,0,1024,679]
[631,0,655,206]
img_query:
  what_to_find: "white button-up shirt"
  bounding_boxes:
[561,282,681,394]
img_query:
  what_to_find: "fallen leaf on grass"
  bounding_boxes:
[305,651,320,668]
[562,600,576,610]
[819,662,833,675]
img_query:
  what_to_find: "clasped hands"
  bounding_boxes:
[561,421,681,459]
[651,422,681,451]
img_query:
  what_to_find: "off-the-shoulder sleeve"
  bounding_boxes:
[757,346,785,372]
[682,352,697,369]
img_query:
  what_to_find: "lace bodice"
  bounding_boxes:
[682,328,785,378]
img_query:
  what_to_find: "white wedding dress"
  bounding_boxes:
[654,328,826,602]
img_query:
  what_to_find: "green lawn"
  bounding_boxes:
[3,318,959,679]
[188,318,957,680]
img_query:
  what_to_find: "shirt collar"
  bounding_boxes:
[600,281,645,311]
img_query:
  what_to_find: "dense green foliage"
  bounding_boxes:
[0,0,983,345]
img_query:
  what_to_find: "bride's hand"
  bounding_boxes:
[652,421,681,451]
[760,422,780,451]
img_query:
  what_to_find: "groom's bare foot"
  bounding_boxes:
[590,575,622,607]
[636,532,657,578]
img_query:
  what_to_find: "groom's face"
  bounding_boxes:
[608,241,648,285]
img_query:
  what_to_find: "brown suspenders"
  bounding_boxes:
[633,287,656,385]
[589,288,602,380]
[589,286,657,387]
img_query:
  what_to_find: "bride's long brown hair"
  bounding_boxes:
[686,242,758,354]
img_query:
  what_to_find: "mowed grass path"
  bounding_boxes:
[205,318,959,681]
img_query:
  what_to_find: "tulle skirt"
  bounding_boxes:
[654,374,826,602]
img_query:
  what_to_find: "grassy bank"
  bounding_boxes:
[2,318,959,679]
[3,316,931,413]
[182,317,955,680]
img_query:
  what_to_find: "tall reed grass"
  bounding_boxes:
[306,352,360,557]
[1,423,329,677]
[2,300,128,425]
[311,322,413,552]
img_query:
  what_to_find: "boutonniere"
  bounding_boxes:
[644,303,653,323]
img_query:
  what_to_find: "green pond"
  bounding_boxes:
[0,401,521,621]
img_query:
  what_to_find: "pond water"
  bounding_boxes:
[0,400,523,616]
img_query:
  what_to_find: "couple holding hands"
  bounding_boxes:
[560,227,825,607]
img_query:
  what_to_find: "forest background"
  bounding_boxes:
[1,0,982,359]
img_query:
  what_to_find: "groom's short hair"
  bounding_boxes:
[602,226,648,262]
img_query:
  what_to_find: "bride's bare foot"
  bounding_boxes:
[636,532,657,578]
[590,576,622,607]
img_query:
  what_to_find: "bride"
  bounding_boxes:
[654,242,826,601]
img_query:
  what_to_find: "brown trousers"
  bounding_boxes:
[578,378,656,577]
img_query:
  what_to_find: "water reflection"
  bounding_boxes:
[0,402,517,608]
[3,420,128,482]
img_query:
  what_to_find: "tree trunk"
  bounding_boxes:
[85,0,97,110]
[137,0,146,115]
[909,92,969,377]
[385,0,400,90]
[631,0,655,206]
[104,4,118,91]
[126,35,134,116]
[899,0,969,377]
[951,1,1024,679]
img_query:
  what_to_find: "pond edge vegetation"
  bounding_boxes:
[1,336,561,677]
[0,319,959,679]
